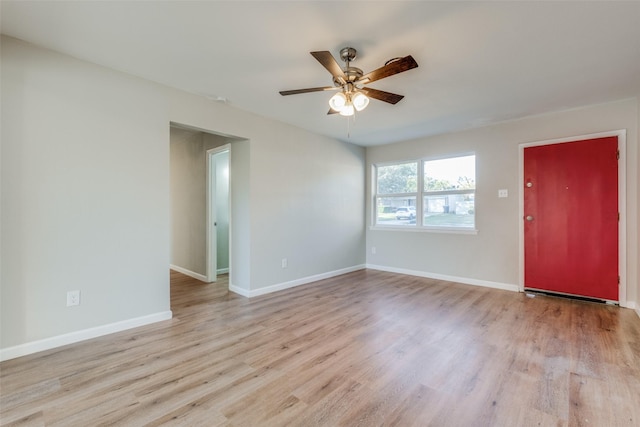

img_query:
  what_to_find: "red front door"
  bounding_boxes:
[524,136,619,301]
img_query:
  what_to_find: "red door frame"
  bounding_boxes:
[519,130,627,304]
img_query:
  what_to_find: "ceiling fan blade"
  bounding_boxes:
[358,55,418,84]
[311,51,347,84]
[279,86,337,96]
[360,88,405,104]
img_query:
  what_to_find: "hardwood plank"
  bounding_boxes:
[0,410,44,427]
[289,380,370,427]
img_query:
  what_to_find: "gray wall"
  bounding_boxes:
[167,89,367,297]
[1,36,366,356]
[1,36,172,349]
[366,98,639,307]
[229,139,251,291]
[247,127,366,290]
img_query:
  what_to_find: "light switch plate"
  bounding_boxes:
[498,189,508,198]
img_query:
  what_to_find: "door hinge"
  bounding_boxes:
[618,212,620,221]
[617,150,620,160]
[618,276,620,284]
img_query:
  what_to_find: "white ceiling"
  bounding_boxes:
[2,1,639,146]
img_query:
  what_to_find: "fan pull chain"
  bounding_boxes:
[346,112,359,139]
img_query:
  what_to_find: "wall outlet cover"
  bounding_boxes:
[67,290,81,306]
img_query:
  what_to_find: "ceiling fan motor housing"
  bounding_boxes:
[334,67,363,87]
[339,47,357,63]
[333,47,363,87]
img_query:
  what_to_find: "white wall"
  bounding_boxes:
[1,36,366,358]
[366,98,639,308]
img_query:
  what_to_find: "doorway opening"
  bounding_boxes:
[169,123,243,300]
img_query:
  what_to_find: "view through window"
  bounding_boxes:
[374,154,475,230]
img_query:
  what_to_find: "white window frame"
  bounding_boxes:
[373,160,419,228]
[372,154,477,234]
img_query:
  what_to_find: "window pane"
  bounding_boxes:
[377,162,418,194]
[376,197,417,226]
[424,155,475,192]
[423,193,474,228]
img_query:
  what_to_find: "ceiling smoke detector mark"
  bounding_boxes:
[204,94,229,104]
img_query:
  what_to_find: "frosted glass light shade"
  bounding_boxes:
[329,92,347,111]
[339,103,354,116]
[352,92,369,111]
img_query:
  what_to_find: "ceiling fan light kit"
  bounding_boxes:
[329,89,370,116]
[279,47,418,118]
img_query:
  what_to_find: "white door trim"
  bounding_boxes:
[518,129,627,306]
[206,144,231,283]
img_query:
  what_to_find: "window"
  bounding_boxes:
[423,155,475,229]
[374,161,418,226]
[374,154,476,230]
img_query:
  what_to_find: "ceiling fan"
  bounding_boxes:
[279,47,418,116]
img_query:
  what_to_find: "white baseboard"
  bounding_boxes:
[0,311,173,362]
[627,301,640,320]
[229,264,367,298]
[170,264,208,282]
[229,284,251,297]
[217,268,229,275]
[366,264,519,293]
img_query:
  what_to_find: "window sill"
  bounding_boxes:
[369,225,478,235]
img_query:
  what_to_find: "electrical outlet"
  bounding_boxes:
[67,290,80,306]
[281,258,288,268]
[371,246,377,255]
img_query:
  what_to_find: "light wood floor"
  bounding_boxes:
[1,270,640,426]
